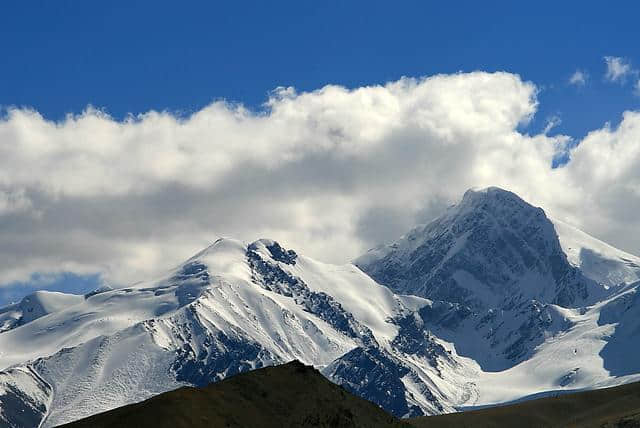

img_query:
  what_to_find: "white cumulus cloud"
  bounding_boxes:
[0,71,640,289]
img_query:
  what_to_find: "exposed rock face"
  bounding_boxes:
[355,187,595,309]
[0,367,52,428]
[354,187,607,370]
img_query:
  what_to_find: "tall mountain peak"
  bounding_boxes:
[355,187,597,309]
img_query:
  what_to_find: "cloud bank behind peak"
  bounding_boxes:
[1,71,639,287]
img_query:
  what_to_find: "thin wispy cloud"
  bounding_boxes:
[604,56,634,83]
[543,115,562,134]
[569,70,588,86]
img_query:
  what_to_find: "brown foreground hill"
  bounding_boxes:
[409,380,640,428]
[59,361,640,428]
[58,360,407,428]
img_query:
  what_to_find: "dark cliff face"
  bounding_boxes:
[246,240,446,416]
[246,240,377,347]
[0,367,51,428]
[356,187,593,310]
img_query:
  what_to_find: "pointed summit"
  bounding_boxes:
[355,187,597,309]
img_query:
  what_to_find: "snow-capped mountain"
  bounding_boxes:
[0,291,85,334]
[355,187,607,309]
[0,238,460,426]
[553,218,640,288]
[355,188,640,371]
[1,187,640,427]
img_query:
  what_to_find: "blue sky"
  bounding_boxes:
[2,2,640,305]
[2,1,638,138]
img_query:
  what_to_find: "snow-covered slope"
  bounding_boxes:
[0,291,84,334]
[354,187,640,384]
[0,238,467,426]
[1,187,640,427]
[553,218,640,288]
